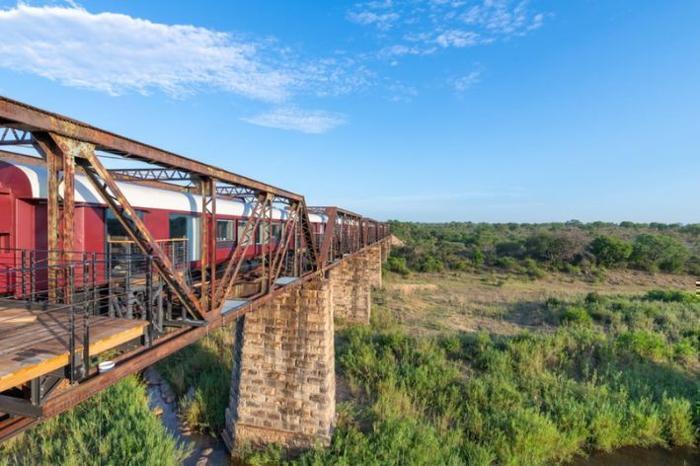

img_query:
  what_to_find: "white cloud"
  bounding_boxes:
[241,108,346,134]
[436,30,480,48]
[348,0,545,59]
[0,4,293,101]
[347,11,400,30]
[0,4,372,105]
[451,68,482,92]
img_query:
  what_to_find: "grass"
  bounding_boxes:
[0,376,190,466]
[156,325,234,434]
[241,277,699,465]
[5,271,695,465]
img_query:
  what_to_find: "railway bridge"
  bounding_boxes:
[0,96,391,452]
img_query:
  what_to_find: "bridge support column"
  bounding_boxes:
[224,277,335,455]
[329,245,380,325]
[380,238,391,263]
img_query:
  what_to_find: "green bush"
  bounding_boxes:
[645,289,699,304]
[630,234,689,273]
[386,255,411,276]
[590,235,632,267]
[560,306,593,326]
[616,331,670,362]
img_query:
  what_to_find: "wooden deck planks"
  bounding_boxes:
[0,307,147,392]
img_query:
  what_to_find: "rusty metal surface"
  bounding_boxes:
[77,145,206,321]
[0,96,303,201]
[213,195,270,309]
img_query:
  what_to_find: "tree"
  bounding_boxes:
[629,234,689,273]
[524,232,585,264]
[590,235,632,267]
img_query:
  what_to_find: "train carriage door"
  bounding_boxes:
[0,192,14,293]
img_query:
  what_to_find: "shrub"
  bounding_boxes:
[524,258,546,279]
[418,256,444,273]
[590,235,632,267]
[560,306,593,326]
[630,234,689,273]
[645,289,699,304]
[660,398,696,446]
[386,256,410,276]
[616,331,669,362]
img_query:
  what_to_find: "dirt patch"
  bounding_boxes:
[391,283,438,295]
[390,235,405,247]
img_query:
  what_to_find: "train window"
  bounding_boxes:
[169,214,200,261]
[216,220,235,242]
[237,221,252,246]
[106,209,143,240]
[271,224,282,242]
[256,224,269,245]
[169,215,189,239]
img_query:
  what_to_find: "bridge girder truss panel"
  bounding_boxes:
[63,136,206,321]
[0,96,302,201]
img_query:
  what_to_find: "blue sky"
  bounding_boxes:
[0,1,698,222]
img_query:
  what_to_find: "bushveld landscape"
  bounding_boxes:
[1,221,698,465]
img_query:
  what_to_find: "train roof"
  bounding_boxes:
[3,160,311,221]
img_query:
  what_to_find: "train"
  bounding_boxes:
[0,157,360,296]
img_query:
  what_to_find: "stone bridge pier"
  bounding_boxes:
[224,240,388,456]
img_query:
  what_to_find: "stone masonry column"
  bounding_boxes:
[380,238,390,263]
[224,277,335,455]
[366,244,382,289]
[328,248,375,325]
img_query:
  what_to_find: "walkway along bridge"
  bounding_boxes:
[0,96,391,451]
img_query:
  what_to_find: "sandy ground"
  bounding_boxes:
[379,270,696,336]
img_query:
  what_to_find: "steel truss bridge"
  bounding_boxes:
[0,96,389,441]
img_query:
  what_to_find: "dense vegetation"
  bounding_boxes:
[246,290,699,465]
[387,221,700,277]
[0,376,190,466]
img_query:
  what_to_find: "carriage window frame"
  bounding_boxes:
[216,219,235,242]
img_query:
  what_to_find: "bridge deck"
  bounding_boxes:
[0,303,147,393]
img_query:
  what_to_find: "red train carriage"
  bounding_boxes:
[0,158,326,295]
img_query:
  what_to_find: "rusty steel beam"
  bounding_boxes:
[0,96,302,201]
[33,133,79,303]
[270,203,300,284]
[213,195,270,308]
[0,127,33,146]
[74,146,205,321]
[318,207,338,266]
[199,177,216,312]
[297,201,319,270]
[108,168,191,181]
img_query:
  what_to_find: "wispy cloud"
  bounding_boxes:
[241,108,346,134]
[0,4,292,100]
[451,68,482,92]
[347,10,400,30]
[348,0,545,59]
[0,4,366,133]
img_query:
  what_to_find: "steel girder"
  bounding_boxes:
[32,133,78,303]
[0,96,302,201]
[72,141,206,321]
[213,194,270,309]
[199,177,217,312]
